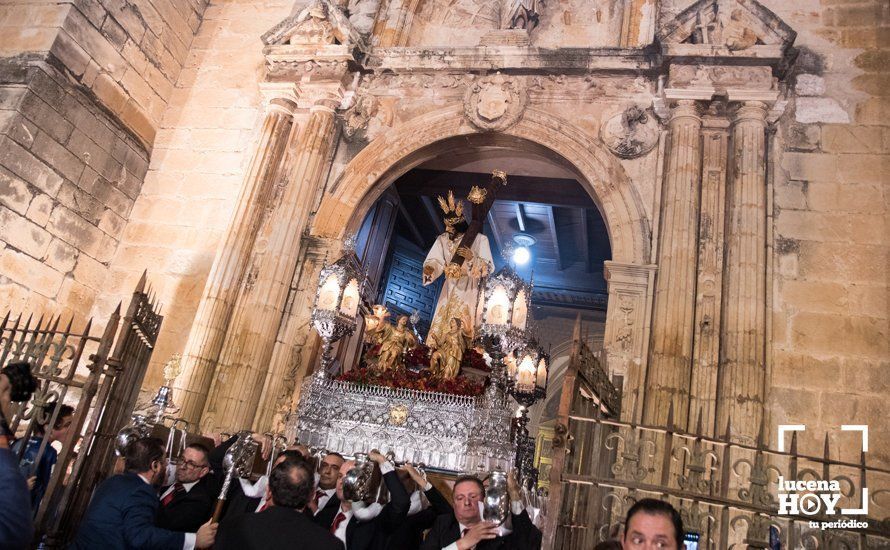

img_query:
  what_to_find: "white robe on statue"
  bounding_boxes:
[422,232,494,345]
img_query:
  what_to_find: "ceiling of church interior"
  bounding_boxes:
[390,149,612,309]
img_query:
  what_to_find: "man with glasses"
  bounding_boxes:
[307,452,345,529]
[72,437,216,549]
[156,443,218,533]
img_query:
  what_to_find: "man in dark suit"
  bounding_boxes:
[219,448,306,524]
[306,452,345,529]
[420,471,542,550]
[215,457,343,550]
[71,437,216,550]
[330,450,410,550]
[155,443,217,532]
[385,464,454,550]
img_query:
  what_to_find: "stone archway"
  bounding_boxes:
[313,105,650,265]
[312,105,656,422]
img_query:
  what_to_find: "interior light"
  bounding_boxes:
[513,246,531,265]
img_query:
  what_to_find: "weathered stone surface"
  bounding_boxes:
[795,97,851,124]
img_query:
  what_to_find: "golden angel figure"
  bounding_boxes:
[422,191,494,346]
[429,317,471,380]
[372,315,417,372]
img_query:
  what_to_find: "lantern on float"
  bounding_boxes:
[310,246,367,378]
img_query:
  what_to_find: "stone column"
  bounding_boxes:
[688,112,729,435]
[201,93,341,433]
[717,101,769,442]
[173,95,298,426]
[644,100,702,429]
[252,236,332,432]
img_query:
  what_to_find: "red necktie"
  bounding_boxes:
[161,482,184,507]
[331,511,347,534]
[462,528,469,538]
[313,490,325,509]
[257,500,270,512]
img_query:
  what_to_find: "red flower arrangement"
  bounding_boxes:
[460,348,489,372]
[336,366,485,397]
[405,344,431,369]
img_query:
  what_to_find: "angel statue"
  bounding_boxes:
[369,314,417,373]
[422,190,494,346]
[429,317,471,380]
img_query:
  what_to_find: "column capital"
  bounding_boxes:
[669,99,704,123]
[732,100,769,123]
[259,82,299,115]
[604,261,657,289]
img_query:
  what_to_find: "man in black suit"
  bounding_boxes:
[330,450,410,550]
[219,448,307,523]
[420,471,542,550]
[306,452,345,529]
[155,443,217,532]
[71,437,216,550]
[385,464,453,550]
[215,457,343,550]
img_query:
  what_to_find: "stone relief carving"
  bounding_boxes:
[506,0,545,32]
[690,5,759,50]
[342,94,378,140]
[600,105,660,159]
[463,73,528,131]
[669,65,775,90]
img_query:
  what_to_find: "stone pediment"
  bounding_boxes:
[261,0,367,51]
[657,0,795,58]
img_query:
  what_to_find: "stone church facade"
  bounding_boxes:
[0,0,886,469]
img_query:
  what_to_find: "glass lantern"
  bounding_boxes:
[310,251,367,378]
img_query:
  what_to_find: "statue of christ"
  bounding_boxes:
[422,190,494,347]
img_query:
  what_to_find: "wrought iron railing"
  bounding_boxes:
[546,340,890,549]
[2,272,163,548]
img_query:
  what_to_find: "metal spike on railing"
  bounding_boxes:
[135,270,148,293]
[64,315,74,334]
[723,413,732,442]
[666,401,675,432]
[24,313,33,331]
[695,409,704,438]
[790,430,798,455]
[757,412,769,448]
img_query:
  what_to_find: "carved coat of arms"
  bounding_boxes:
[464,73,527,131]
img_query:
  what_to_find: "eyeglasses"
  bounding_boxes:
[179,459,208,470]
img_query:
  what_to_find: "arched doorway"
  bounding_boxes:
[310,105,656,425]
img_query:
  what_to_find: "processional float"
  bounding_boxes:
[292,170,550,491]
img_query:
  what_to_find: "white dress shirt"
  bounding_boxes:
[332,507,354,547]
[442,501,525,550]
[138,473,196,550]
[159,479,199,500]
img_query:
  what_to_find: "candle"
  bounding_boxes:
[511,290,528,329]
[340,279,360,317]
[317,274,340,311]
[486,286,510,325]
[518,355,536,388]
[536,357,547,389]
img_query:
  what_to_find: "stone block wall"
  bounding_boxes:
[767,0,889,466]
[97,0,296,390]
[0,60,148,319]
[0,0,207,322]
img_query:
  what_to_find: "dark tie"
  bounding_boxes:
[331,511,347,534]
[462,528,469,538]
[313,490,325,509]
[161,482,184,507]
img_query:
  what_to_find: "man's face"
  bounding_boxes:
[336,461,354,501]
[319,454,345,490]
[176,447,209,484]
[453,480,483,525]
[0,374,11,425]
[150,454,169,487]
[623,512,679,550]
